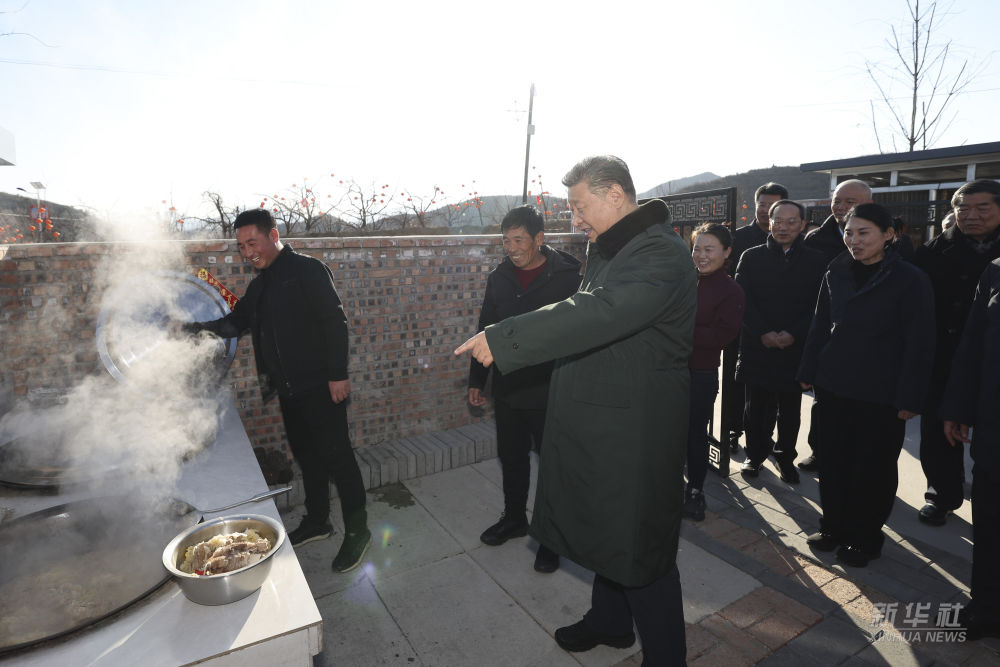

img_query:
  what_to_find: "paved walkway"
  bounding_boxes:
[277,401,1000,666]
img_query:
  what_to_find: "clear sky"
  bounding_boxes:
[1,0,998,232]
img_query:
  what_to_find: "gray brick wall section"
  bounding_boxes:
[281,420,499,504]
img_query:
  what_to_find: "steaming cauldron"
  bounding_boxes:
[0,270,237,489]
[0,494,200,654]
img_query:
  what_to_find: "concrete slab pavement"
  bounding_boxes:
[275,400,998,665]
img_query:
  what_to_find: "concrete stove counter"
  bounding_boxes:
[0,399,322,666]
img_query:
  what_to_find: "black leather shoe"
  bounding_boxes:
[918,502,950,526]
[727,432,741,453]
[534,544,560,573]
[740,460,761,478]
[480,512,528,546]
[777,460,800,484]
[836,544,880,568]
[806,531,839,552]
[682,489,706,521]
[797,454,819,472]
[554,620,635,652]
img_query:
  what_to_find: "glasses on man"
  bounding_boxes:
[770,218,802,227]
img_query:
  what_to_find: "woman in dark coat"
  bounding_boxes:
[684,223,745,520]
[798,203,935,567]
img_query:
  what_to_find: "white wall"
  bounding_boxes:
[0,126,15,166]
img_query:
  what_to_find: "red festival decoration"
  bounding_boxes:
[195,268,240,308]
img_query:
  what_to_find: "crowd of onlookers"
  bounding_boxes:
[455,157,1000,659]
[682,178,1000,640]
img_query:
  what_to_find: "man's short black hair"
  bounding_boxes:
[501,205,545,236]
[234,208,277,235]
[562,155,637,203]
[953,179,1000,209]
[754,182,789,202]
[768,199,806,220]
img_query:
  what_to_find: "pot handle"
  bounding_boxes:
[199,487,292,514]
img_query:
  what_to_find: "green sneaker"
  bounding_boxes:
[331,528,372,573]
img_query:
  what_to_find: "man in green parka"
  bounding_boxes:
[456,155,696,665]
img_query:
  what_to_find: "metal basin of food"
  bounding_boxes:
[162,514,285,606]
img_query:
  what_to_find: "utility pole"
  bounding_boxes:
[521,83,535,204]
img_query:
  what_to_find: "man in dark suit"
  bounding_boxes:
[915,179,1000,526]
[736,200,825,484]
[942,256,1000,640]
[721,182,788,453]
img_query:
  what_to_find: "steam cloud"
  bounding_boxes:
[0,237,233,499]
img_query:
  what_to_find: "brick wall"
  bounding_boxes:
[0,235,586,461]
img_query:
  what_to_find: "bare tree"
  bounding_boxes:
[0,1,53,46]
[337,180,395,231]
[400,185,444,229]
[866,0,988,152]
[195,191,244,238]
[262,178,345,236]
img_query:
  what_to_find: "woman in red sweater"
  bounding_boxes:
[684,223,746,520]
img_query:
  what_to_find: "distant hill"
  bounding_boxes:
[0,192,96,242]
[673,166,831,209]
[416,193,569,231]
[639,172,721,199]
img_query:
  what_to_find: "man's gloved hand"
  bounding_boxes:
[166,320,201,338]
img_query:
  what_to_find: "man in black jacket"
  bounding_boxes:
[798,179,873,472]
[915,179,1000,526]
[804,179,872,267]
[736,200,825,484]
[721,182,788,453]
[185,209,371,572]
[942,258,1000,640]
[469,205,581,573]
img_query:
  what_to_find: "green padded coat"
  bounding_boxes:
[486,199,696,587]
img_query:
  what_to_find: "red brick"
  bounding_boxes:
[746,611,811,650]
[743,539,804,577]
[685,622,721,659]
[719,589,777,629]
[755,588,823,626]
[700,614,770,663]
[689,642,754,667]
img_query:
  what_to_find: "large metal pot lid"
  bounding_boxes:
[96,271,237,389]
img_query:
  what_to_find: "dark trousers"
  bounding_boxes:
[494,399,545,518]
[279,388,366,527]
[584,566,687,666]
[744,385,801,466]
[920,411,966,511]
[720,340,745,440]
[971,466,1000,620]
[685,369,719,492]
[816,388,905,554]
